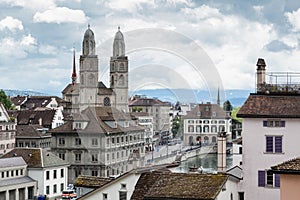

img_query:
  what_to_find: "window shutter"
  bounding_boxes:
[281,121,285,127]
[275,136,282,153]
[258,170,265,187]
[275,174,280,187]
[266,136,273,152]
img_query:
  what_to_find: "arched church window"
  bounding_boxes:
[119,63,125,71]
[118,75,125,86]
[104,97,111,106]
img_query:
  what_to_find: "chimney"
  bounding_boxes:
[217,131,227,173]
[256,58,266,92]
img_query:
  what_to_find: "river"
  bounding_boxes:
[175,153,233,173]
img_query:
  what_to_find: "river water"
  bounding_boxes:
[175,153,233,173]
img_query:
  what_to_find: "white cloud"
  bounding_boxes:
[0,34,37,58]
[39,45,58,55]
[104,0,156,13]
[33,7,88,24]
[0,16,23,31]
[1,0,56,11]
[181,5,222,20]
[285,8,300,32]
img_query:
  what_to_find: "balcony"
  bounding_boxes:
[257,72,300,94]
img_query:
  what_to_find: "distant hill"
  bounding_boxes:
[129,89,252,108]
[2,89,48,97]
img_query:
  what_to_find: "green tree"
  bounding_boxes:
[171,115,183,138]
[223,100,233,112]
[0,90,13,110]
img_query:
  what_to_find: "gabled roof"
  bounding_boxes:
[1,148,69,168]
[226,165,243,180]
[51,107,144,135]
[237,93,300,118]
[271,157,300,174]
[16,124,51,138]
[10,96,27,106]
[183,103,229,119]
[11,110,56,127]
[0,157,26,168]
[74,175,113,188]
[19,96,61,110]
[131,172,228,200]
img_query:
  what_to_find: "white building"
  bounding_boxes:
[131,112,154,151]
[0,103,16,155]
[237,58,300,200]
[183,103,231,146]
[2,148,69,199]
[0,157,37,200]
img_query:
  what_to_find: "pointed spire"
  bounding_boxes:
[72,46,77,85]
[217,87,220,106]
[118,26,120,31]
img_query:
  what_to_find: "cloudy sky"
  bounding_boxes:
[1,0,300,97]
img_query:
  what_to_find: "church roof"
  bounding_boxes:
[129,98,170,107]
[62,83,79,95]
[84,25,95,40]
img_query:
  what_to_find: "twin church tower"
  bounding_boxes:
[63,25,129,113]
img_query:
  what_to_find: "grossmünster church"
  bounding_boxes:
[62,25,129,113]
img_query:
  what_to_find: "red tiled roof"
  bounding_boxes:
[237,94,300,118]
[271,158,300,174]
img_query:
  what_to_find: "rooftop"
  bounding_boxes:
[237,93,300,118]
[74,175,113,188]
[271,157,300,174]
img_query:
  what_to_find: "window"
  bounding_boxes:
[53,184,57,194]
[75,168,81,177]
[75,138,81,145]
[239,147,243,154]
[104,97,111,106]
[59,169,64,178]
[1,172,4,178]
[20,169,23,175]
[258,170,280,187]
[75,153,81,162]
[6,171,9,177]
[11,170,13,177]
[59,153,65,160]
[59,138,65,145]
[92,138,98,146]
[266,136,282,153]
[103,193,108,200]
[92,170,98,176]
[46,171,50,180]
[46,186,50,195]
[92,154,98,162]
[263,120,285,127]
[119,191,127,200]
[53,170,57,179]
[60,183,64,192]
[119,63,125,71]
[238,192,244,200]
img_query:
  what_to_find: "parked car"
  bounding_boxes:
[61,189,77,199]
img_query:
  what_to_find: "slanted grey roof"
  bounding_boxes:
[226,165,243,180]
[0,176,36,187]
[1,148,69,168]
[0,157,26,168]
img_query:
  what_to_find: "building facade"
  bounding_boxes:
[129,96,171,133]
[237,58,300,200]
[51,107,145,183]
[0,157,37,200]
[183,103,231,146]
[2,148,69,199]
[0,103,16,156]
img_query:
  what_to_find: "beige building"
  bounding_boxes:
[129,96,171,133]
[50,107,145,183]
[271,158,300,200]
